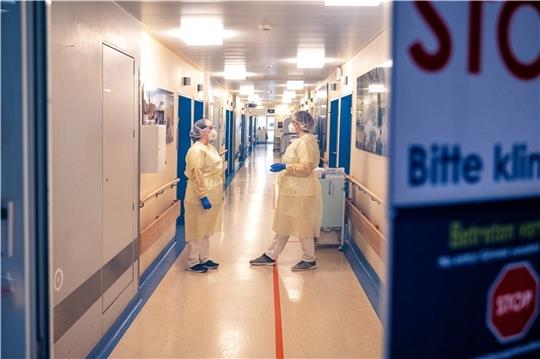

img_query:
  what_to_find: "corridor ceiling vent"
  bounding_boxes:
[296,48,325,68]
[224,63,247,80]
[324,0,381,6]
[287,81,304,90]
[179,17,224,46]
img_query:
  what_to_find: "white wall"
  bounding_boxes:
[49,2,235,356]
[49,2,141,357]
[314,29,391,281]
[136,27,235,274]
[138,30,203,273]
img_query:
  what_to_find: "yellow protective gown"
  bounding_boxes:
[184,141,224,241]
[273,134,323,239]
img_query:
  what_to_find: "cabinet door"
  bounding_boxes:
[102,44,135,312]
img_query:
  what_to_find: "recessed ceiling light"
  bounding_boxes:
[380,60,393,68]
[240,85,254,95]
[283,90,296,98]
[180,17,224,46]
[248,94,260,103]
[325,0,381,6]
[287,81,304,90]
[224,64,246,80]
[297,48,325,68]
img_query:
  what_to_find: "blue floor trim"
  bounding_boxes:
[342,231,384,322]
[224,153,248,189]
[88,227,185,359]
[225,167,238,189]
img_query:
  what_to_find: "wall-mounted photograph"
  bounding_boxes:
[355,66,390,156]
[143,87,175,143]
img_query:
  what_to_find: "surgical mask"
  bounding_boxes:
[209,129,218,141]
[288,123,296,133]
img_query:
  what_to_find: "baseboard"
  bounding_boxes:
[342,230,384,322]
[224,150,249,189]
[87,228,185,359]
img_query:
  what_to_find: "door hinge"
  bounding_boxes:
[132,203,135,211]
[133,130,135,138]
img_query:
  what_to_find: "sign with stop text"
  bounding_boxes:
[488,262,539,343]
[387,2,540,359]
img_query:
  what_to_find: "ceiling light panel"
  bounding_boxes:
[297,48,325,68]
[325,0,381,6]
[224,64,246,80]
[180,17,224,46]
[283,90,296,98]
[240,85,254,95]
[248,94,260,103]
[287,81,304,90]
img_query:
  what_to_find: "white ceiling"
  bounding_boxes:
[118,0,390,106]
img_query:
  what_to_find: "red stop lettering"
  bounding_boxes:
[498,1,540,80]
[409,1,540,80]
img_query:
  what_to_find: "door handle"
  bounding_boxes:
[1,201,15,258]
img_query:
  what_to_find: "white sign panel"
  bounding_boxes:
[390,1,540,206]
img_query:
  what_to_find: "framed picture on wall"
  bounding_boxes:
[355,66,391,156]
[143,87,175,144]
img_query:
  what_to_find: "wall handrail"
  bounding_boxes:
[345,199,385,258]
[140,178,180,208]
[346,175,385,206]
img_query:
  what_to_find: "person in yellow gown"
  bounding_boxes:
[184,119,224,273]
[250,111,323,271]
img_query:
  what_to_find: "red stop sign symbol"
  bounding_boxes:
[487,262,539,343]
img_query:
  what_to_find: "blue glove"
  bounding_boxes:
[200,197,212,210]
[270,163,287,172]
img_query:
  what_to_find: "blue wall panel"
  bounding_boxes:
[177,96,192,225]
[329,99,339,167]
[338,94,352,173]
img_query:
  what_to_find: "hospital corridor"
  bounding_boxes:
[110,146,382,359]
[2,1,540,358]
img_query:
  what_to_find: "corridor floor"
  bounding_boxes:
[111,145,382,359]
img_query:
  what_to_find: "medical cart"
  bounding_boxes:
[316,168,346,249]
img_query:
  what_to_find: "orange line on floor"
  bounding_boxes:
[273,264,285,359]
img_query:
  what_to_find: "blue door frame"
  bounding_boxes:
[194,100,203,123]
[338,94,352,173]
[1,1,49,357]
[229,111,235,174]
[249,116,254,152]
[329,99,339,167]
[240,114,246,161]
[177,96,192,226]
[225,110,233,176]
